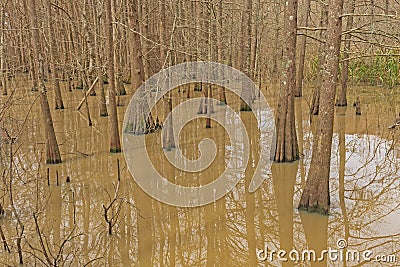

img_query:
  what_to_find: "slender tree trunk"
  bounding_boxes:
[28,0,61,164]
[273,0,299,162]
[217,0,227,105]
[239,0,253,111]
[310,1,328,116]
[336,0,354,106]
[140,0,153,80]
[0,4,7,96]
[22,0,37,92]
[46,0,64,109]
[272,0,281,84]
[295,0,311,97]
[129,0,145,94]
[93,0,108,117]
[106,0,121,153]
[83,0,97,96]
[299,0,344,214]
[159,0,175,148]
[113,2,126,97]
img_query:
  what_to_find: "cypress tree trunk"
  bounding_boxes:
[273,0,299,162]
[295,0,311,97]
[129,0,145,94]
[299,0,344,214]
[239,0,253,111]
[106,0,121,153]
[310,1,328,116]
[93,0,108,117]
[28,0,61,164]
[0,4,7,96]
[46,0,64,109]
[336,0,355,106]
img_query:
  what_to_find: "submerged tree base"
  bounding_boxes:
[273,156,300,163]
[46,158,62,164]
[163,144,175,151]
[240,105,252,112]
[110,147,122,153]
[298,203,329,216]
[335,102,347,107]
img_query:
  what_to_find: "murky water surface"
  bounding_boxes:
[0,81,399,266]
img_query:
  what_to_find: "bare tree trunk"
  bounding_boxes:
[217,0,227,105]
[129,0,145,94]
[239,0,253,111]
[28,0,61,164]
[159,0,175,148]
[140,0,152,80]
[310,1,328,116]
[106,0,121,153]
[113,1,126,97]
[273,0,299,162]
[93,0,108,117]
[23,0,38,92]
[83,0,96,96]
[299,0,344,214]
[385,0,389,14]
[336,0,354,106]
[46,0,64,109]
[272,0,281,84]
[0,4,7,96]
[295,0,311,97]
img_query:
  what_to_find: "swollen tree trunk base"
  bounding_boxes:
[46,158,62,164]
[298,178,330,215]
[55,104,65,110]
[218,100,227,106]
[110,147,122,153]
[335,91,347,106]
[298,203,329,215]
[240,101,252,112]
[100,110,108,117]
[41,92,62,164]
[294,92,302,98]
[335,102,347,107]
[274,153,299,163]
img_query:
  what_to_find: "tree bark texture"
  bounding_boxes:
[310,1,328,116]
[295,0,311,97]
[28,0,61,164]
[299,0,344,214]
[336,0,355,106]
[106,0,121,153]
[274,0,299,162]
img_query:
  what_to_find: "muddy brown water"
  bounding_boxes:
[0,81,399,266]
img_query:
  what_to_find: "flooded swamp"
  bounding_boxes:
[0,78,399,266]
